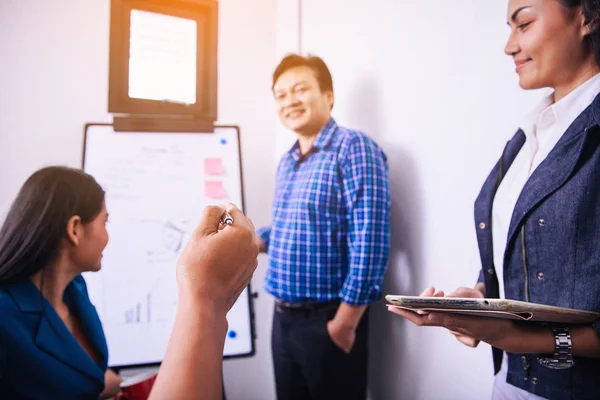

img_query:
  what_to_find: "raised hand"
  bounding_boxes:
[176,203,261,313]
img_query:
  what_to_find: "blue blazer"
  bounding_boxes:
[0,275,108,399]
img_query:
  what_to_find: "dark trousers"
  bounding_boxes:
[271,301,369,400]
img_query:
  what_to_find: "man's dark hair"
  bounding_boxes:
[272,54,334,93]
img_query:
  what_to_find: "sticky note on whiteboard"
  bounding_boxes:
[204,158,225,175]
[205,181,226,199]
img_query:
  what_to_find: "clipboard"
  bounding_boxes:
[385,295,600,324]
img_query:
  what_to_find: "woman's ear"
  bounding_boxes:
[581,9,598,37]
[65,215,83,246]
[582,20,595,37]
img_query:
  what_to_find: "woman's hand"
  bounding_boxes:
[387,284,533,353]
[402,286,482,347]
[149,204,261,400]
[445,286,485,348]
[99,368,122,399]
[176,203,261,314]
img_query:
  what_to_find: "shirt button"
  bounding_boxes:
[531,377,539,385]
[538,218,545,226]
[479,222,486,229]
[537,272,544,280]
[487,268,495,275]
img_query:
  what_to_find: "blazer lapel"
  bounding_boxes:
[474,130,525,299]
[35,311,104,380]
[6,279,104,382]
[66,278,109,369]
[506,107,597,246]
[475,130,526,230]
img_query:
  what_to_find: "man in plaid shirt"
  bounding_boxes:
[257,54,390,400]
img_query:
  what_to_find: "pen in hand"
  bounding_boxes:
[220,211,234,226]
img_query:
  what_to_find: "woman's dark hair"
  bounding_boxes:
[0,166,105,286]
[561,0,600,64]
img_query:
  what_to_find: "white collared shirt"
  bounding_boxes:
[491,73,600,299]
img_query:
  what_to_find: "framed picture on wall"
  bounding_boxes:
[108,0,218,121]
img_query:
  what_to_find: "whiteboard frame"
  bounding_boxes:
[81,122,256,369]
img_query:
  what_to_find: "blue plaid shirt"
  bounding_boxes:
[257,119,390,306]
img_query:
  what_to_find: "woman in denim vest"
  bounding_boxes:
[389,1,600,399]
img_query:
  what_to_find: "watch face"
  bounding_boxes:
[547,361,575,370]
[536,357,575,370]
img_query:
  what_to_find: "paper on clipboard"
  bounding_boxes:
[385,295,600,324]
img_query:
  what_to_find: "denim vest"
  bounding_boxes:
[474,94,600,400]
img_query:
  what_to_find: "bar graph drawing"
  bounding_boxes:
[124,292,153,324]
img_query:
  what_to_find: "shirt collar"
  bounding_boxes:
[553,72,600,128]
[287,118,338,158]
[520,94,552,140]
[520,72,600,140]
[312,118,337,149]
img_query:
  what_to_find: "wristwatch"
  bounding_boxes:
[536,327,575,370]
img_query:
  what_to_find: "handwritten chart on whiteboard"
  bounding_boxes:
[81,124,254,368]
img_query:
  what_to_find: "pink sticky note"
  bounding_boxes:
[204,158,225,175]
[205,181,226,199]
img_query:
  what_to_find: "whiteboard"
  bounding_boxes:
[81,124,255,368]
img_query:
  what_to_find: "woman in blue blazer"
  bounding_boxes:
[389,0,600,399]
[0,165,262,399]
[0,166,122,399]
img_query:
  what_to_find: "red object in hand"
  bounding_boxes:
[114,372,158,400]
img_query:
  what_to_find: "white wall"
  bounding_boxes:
[0,0,112,214]
[290,1,545,399]
[217,1,277,399]
[0,1,278,399]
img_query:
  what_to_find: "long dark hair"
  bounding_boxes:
[561,0,600,64]
[0,166,105,286]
